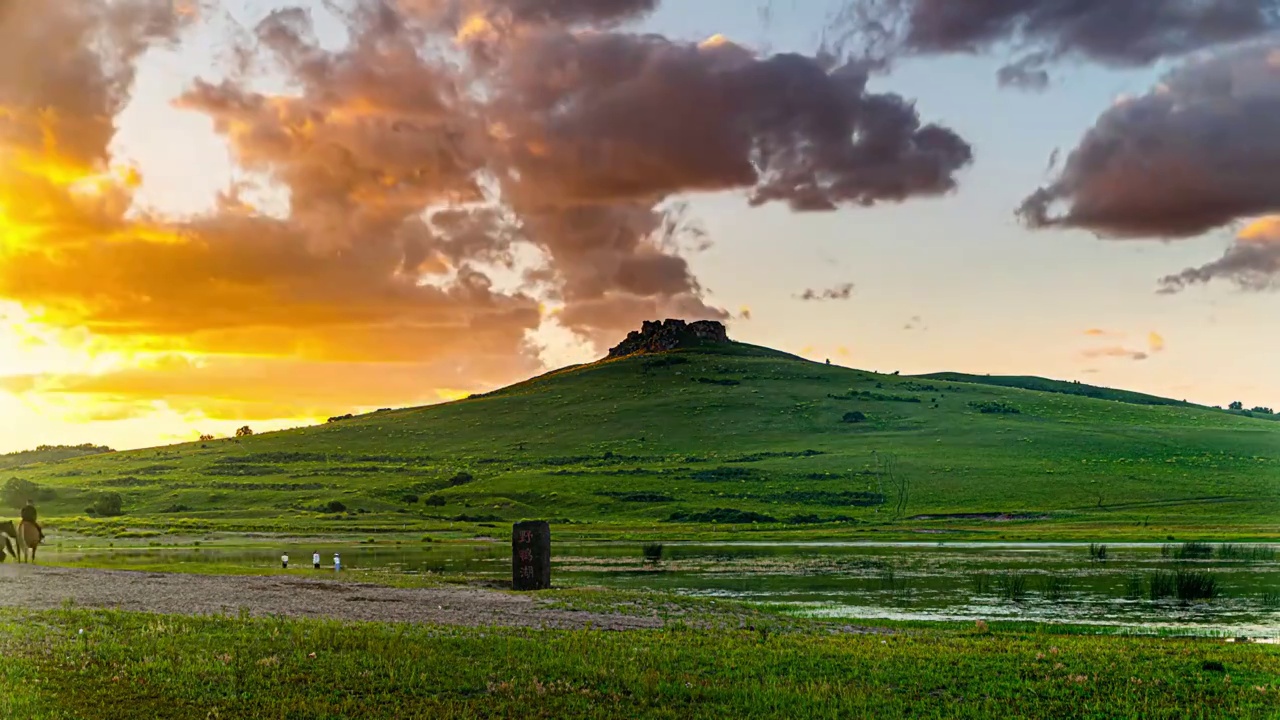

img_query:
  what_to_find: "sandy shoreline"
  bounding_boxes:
[0,564,666,630]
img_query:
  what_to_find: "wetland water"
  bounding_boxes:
[39,542,1280,638]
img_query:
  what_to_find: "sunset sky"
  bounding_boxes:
[1,0,1278,453]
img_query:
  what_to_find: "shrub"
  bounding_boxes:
[160,504,191,514]
[235,426,254,438]
[327,414,355,423]
[324,500,347,513]
[198,434,215,442]
[422,495,447,507]
[969,401,1021,415]
[91,492,124,517]
[841,411,868,424]
[666,508,777,524]
[447,472,474,487]
[401,494,419,504]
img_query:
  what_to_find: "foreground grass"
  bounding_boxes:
[1,609,1277,719]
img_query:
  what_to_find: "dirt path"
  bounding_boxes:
[0,564,666,630]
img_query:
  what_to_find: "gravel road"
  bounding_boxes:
[0,564,665,630]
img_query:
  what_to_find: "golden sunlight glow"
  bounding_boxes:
[699,34,732,49]
[456,13,499,44]
[1239,216,1280,242]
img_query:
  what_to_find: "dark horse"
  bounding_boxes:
[0,520,16,562]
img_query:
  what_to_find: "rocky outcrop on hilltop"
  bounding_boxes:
[606,319,730,359]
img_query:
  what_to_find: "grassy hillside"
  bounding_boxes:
[7,342,1279,540]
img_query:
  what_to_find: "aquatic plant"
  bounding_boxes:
[970,573,993,595]
[1261,591,1280,610]
[878,568,909,597]
[1149,571,1176,601]
[1217,544,1277,562]
[995,572,1028,602]
[1163,541,1213,560]
[1123,574,1144,600]
[1038,573,1071,601]
[1174,570,1218,603]
[1088,543,1108,561]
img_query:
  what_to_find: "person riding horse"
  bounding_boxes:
[21,500,44,541]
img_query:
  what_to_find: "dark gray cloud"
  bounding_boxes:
[796,283,855,301]
[1019,39,1280,239]
[490,30,973,212]
[1159,219,1280,292]
[834,0,1280,87]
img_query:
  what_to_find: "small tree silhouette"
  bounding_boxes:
[235,426,254,438]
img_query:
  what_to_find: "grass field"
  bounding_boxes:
[2,608,1277,719]
[4,341,1278,542]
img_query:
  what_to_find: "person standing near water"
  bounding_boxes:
[281,552,289,569]
[334,553,341,572]
[313,551,321,569]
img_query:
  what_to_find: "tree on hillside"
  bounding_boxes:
[1229,401,1244,411]
[1251,407,1275,415]
[235,426,254,438]
[198,434,215,442]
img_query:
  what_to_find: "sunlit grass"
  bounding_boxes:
[1,608,1277,719]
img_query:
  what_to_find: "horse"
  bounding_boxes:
[16,520,39,563]
[0,520,16,562]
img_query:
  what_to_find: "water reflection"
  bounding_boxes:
[41,542,1279,638]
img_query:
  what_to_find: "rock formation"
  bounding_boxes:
[606,319,730,359]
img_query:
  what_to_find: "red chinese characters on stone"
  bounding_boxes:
[518,548,533,562]
[519,566,535,579]
[518,530,534,544]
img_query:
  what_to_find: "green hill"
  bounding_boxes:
[7,340,1279,541]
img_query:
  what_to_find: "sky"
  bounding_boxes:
[1,0,1278,453]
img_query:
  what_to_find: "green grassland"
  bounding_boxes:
[2,608,1277,719]
[5,342,1279,541]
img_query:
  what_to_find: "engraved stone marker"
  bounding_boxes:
[512,520,551,591]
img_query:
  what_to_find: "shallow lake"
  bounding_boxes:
[39,542,1280,638]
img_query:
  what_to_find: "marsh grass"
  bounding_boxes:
[1038,573,1071,601]
[1164,542,1214,560]
[1124,574,1145,600]
[995,572,1028,602]
[1216,544,1277,562]
[1149,571,1176,601]
[1174,570,1219,603]
[877,568,910,598]
[1150,569,1219,603]
[1088,543,1108,561]
[970,573,993,595]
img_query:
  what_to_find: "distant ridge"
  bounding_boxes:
[917,373,1194,408]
